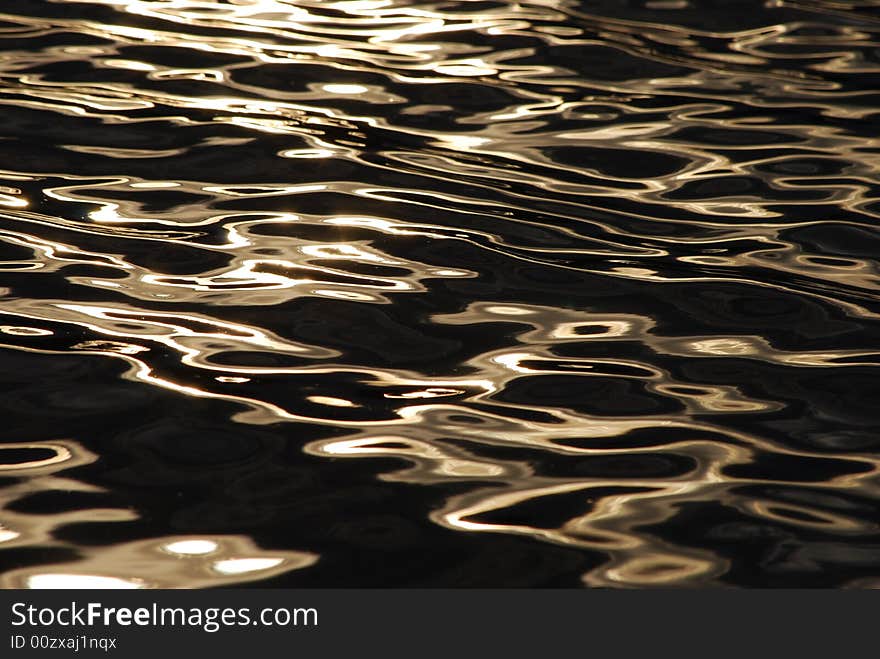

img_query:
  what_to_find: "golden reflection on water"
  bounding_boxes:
[1,0,880,587]
[2,535,317,588]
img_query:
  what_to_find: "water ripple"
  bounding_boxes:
[0,0,879,587]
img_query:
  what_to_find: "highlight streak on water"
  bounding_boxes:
[0,0,879,588]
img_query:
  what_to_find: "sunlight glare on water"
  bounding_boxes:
[0,0,879,588]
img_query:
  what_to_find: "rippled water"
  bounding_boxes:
[0,0,879,588]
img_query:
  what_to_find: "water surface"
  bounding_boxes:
[1,0,880,588]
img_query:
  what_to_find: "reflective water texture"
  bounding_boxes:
[0,0,879,588]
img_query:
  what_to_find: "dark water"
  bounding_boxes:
[0,0,879,588]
